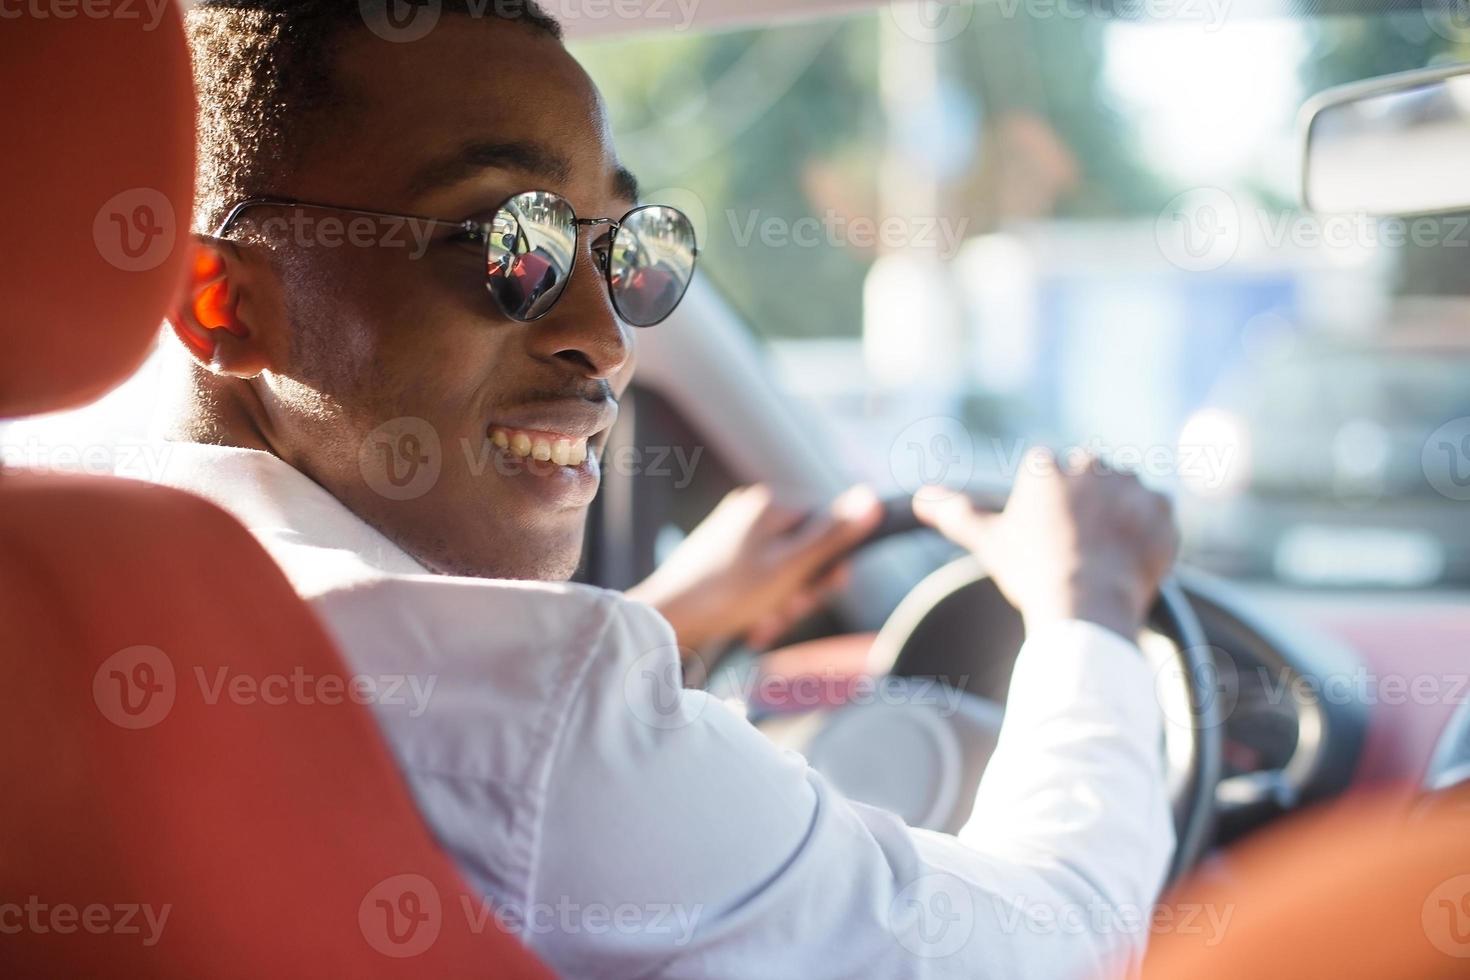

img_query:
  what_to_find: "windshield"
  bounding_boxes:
[573,6,1470,590]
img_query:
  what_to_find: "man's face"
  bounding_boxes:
[239,18,636,580]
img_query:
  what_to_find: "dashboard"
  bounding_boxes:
[1181,575,1368,844]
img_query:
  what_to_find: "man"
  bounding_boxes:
[152,2,1178,976]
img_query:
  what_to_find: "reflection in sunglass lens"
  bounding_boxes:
[484,191,577,321]
[609,206,698,327]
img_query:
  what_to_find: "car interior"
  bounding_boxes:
[4,0,1470,976]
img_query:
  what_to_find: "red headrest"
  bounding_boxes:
[0,3,195,418]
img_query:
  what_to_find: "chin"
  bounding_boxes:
[417,520,586,583]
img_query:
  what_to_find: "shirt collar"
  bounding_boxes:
[146,441,428,596]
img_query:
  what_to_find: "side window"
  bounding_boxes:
[579,384,737,590]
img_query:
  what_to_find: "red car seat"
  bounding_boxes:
[0,8,550,977]
[1142,789,1470,979]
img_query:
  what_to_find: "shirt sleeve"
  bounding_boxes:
[529,601,1174,980]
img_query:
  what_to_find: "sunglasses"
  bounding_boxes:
[212,190,700,328]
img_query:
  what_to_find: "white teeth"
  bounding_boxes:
[490,427,591,467]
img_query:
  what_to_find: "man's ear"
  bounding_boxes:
[166,238,272,378]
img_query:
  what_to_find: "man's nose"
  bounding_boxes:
[524,247,632,381]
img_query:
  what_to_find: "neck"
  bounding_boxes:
[159,354,274,454]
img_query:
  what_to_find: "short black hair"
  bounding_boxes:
[186,0,563,232]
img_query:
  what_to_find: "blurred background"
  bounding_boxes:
[569,6,1470,591]
[6,3,1469,594]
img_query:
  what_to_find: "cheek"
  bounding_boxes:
[280,246,505,425]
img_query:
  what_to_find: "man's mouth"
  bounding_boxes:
[489,427,590,467]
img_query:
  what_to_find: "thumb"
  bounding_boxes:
[782,484,883,575]
[912,490,1000,559]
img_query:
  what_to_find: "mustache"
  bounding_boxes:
[512,380,617,406]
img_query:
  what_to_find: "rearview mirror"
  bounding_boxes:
[1301,64,1470,217]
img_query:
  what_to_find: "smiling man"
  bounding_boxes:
[149,2,1179,976]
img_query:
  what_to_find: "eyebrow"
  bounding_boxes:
[405,138,642,205]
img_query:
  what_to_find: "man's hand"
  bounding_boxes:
[913,448,1179,642]
[628,484,883,653]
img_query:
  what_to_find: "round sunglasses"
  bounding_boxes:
[212,190,700,328]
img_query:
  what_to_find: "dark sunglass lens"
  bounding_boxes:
[484,191,577,321]
[609,206,697,327]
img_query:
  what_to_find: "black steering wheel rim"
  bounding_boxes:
[855,495,1223,882]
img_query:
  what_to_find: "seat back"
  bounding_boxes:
[0,8,549,976]
[1142,790,1470,980]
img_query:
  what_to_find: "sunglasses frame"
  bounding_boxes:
[210,191,700,328]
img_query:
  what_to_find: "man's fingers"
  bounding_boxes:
[912,490,1000,558]
[780,485,882,575]
[746,566,849,650]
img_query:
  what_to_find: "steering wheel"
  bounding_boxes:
[740,493,1223,883]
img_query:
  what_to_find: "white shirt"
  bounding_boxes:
[145,442,1174,979]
